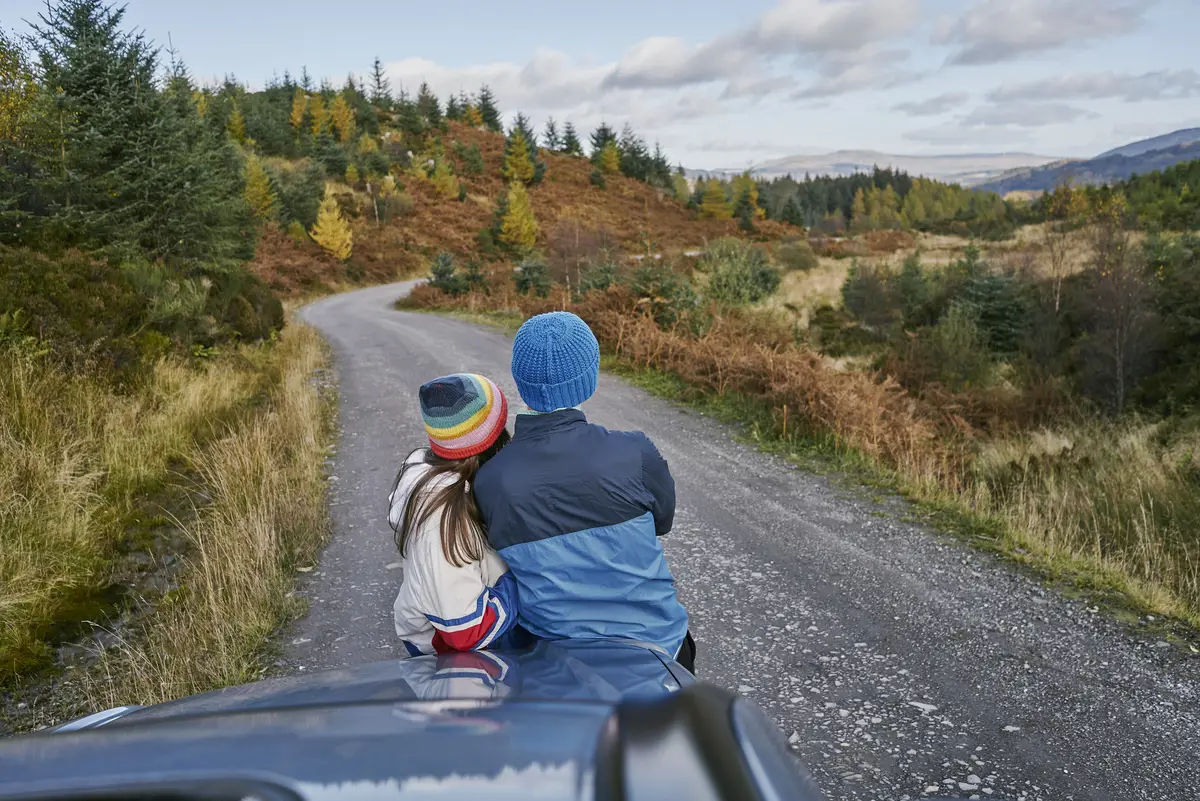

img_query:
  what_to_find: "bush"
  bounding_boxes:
[590,168,606,188]
[776,239,819,272]
[579,261,619,295]
[476,227,498,258]
[631,262,703,331]
[896,302,992,391]
[841,260,900,332]
[379,192,414,223]
[428,251,469,296]
[514,258,551,298]
[703,239,780,306]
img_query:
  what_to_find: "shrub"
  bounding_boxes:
[776,239,819,272]
[514,258,551,298]
[579,261,619,295]
[590,168,606,188]
[703,239,780,306]
[380,192,414,223]
[841,260,900,332]
[631,262,703,330]
[476,227,498,258]
[428,251,469,296]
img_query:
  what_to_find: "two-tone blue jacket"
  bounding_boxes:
[473,409,689,658]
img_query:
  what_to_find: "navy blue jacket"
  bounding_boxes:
[473,410,689,656]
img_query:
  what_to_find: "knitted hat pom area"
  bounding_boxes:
[419,373,509,459]
[510,312,601,412]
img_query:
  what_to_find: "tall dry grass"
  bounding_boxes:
[0,345,259,680]
[86,324,330,706]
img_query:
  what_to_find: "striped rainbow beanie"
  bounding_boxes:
[419,374,509,460]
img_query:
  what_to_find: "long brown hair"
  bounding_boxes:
[390,430,510,568]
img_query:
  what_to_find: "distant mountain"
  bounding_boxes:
[687,150,1060,186]
[1095,127,1200,160]
[979,129,1200,194]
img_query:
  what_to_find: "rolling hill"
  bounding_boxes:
[979,128,1200,194]
[689,150,1060,186]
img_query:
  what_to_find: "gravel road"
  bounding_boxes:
[288,281,1199,801]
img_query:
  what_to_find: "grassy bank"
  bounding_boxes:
[408,293,1200,633]
[1,323,332,705]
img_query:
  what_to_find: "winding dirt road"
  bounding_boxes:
[286,281,1199,801]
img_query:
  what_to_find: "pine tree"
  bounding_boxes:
[499,181,538,251]
[671,173,691,204]
[850,187,868,230]
[597,141,620,173]
[503,128,535,184]
[590,123,617,161]
[445,93,462,120]
[430,158,459,198]
[463,104,484,128]
[311,188,353,261]
[698,180,732,220]
[300,65,313,92]
[562,122,582,156]
[735,187,756,232]
[244,154,277,220]
[417,82,442,127]
[477,85,501,132]
[782,195,805,227]
[289,88,308,130]
[732,172,761,217]
[543,117,561,151]
[309,94,327,135]
[331,94,356,143]
[227,104,247,143]
[369,57,391,108]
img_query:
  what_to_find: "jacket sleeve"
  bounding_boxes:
[409,533,520,653]
[639,435,676,536]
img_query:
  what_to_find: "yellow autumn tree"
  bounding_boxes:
[192,89,209,118]
[289,88,308,130]
[244,155,277,220]
[499,182,539,251]
[309,95,327,135]
[463,105,484,128]
[345,163,360,186]
[598,141,620,173]
[331,94,356,143]
[430,159,460,198]
[732,172,764,218]
[227,105,247,144]
[698,180,732,219]
[503,129,535,184]
[310,189,353,261]
[358,133,379,155]
[0,35,38,141]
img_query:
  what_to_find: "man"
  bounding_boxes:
[473,311,695,672]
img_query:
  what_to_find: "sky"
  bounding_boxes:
[5,0,1200,169]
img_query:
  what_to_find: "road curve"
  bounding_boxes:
[288,282,1199,801]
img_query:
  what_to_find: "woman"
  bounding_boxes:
[388,373,519,656]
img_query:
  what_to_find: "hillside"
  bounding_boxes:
[253,122,790,296]
[980,128,1200,193]
[689,150,1059,185]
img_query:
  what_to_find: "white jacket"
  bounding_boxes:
[388,450,517,656]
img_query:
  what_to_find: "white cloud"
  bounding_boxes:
[892,92,970,116]
[962,101,1098,128]
[989,69,1200,103]
[935,0,1155,65]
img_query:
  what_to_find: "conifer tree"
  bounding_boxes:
[311,188,353,261]
[244,154,278,220]
[562,122,582,156]
[345,163,359,186]
[463,104,484,128]
[417,82,442,127]
[300,65,313,92]
[698,180,732,220]
[309,94,327,135]
[782,195,805,227]
[590,123,617,160]
[369,56,391,108]
[396,92,424,141]
[499,181,538,251]
[477,84,501,132]
[331,94,356,143]
[503,128,535,184]
[430,158,459,198]
[732,172,761,217]
[445,93,462,120]
[850,188,868,230]
[543,117,561,151]
[289,88,308,130]
[227,104,247,143]
[598,142,620,174]
[735,187,756,232]
[672,173,691,204]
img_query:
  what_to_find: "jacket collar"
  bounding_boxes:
[513,408,587,440]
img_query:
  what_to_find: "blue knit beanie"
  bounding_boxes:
[511,312,600,412]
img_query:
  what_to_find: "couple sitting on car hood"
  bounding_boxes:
[387,311,695,673]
